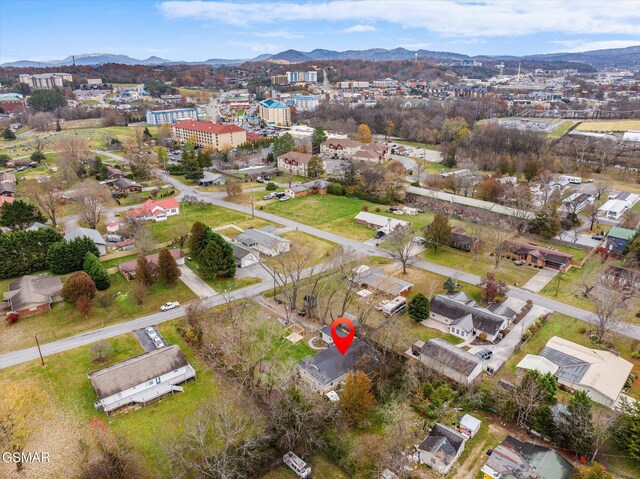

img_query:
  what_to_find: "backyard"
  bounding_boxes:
[0,273,195,353]
[184,257,261,292]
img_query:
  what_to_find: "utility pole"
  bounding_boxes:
[34,333,45,366]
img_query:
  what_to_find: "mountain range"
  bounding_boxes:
[2,46,639,68]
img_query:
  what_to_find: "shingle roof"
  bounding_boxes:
[64,227,105,246]
[88,345,190,400]
[505,240,573,266]
[4,275,62,311]
[419,339,481,377]
[236,227,289,250]
[231,243,254,260]
[118,249,184,275]
[418,423,466,464]
[299,339,377,387]
[430,294,507,336]
[278,151,313,164]
[359,268,413,296]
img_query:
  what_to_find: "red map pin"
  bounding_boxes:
[331,317,355,355]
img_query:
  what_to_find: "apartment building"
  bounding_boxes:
[258,99,291,126]
[19,73,72,90]
[286,71,318,83]
[292,94,319,111]
[146,107,198,126]
[171,120,247,149]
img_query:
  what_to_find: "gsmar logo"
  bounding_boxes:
[2,452,50,464]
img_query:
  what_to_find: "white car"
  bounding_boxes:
[153,337,165,348]
[160,301,180,311]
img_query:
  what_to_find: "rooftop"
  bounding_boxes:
[419,338,481,377]
[172,120,245,135]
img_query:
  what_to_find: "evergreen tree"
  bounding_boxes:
[189,221,208,257]
[0,199,46,231]
[272,133,296,157]
[408,293,430,322]
[47,237,100,275]
[30,150,46,163]
[83,252,111,291]
[3,127,16,140]
[135,256,156,286]
[527,208,562,239]
[443,277,457,292]
[0,228,63,279]
[157,248,181,285]
[311,126,327,154]
[199,232,236,279]
[183,157,203,181]
[615,398,640,462]
[27,89,67,112]
[561,391,594,458]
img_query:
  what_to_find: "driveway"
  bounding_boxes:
[178,264,217,298]
[522,268,558,293]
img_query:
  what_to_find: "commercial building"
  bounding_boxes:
[19,73,72,90]
[258,99,291,126]
[292,94,319,111]
[0,93,26,114]
[277,151,316,176]
[146,107,198,126]
[171,120,247,149]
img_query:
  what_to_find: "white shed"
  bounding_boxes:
[459,414,481,438]
[402,206,418,216]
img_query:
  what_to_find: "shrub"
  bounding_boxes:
[408,293,430,322]
[265,182,277,191]
[327,183,346,196]
[47,236,100,275]
[375,207,381,212]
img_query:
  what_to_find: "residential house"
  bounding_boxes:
[481,436,574,479]
[171,120,247,149]
[411,338,483,385]
[358,268,413,297]
[0,182,17,197]
[320,313,358,345]
[354,211,411,233]
[0,196,14,207]
[285,185,310,198]
[449,226,477,252]
[502,240,573,271]
[599,192,639,220]
[127,198,180,222]
[113,177,143,194]
[106,220,121,233]
[88,344,197,414]
[231,243,259,268]
[605,226,636,255]
[64,227,107,256]
[277,152,318,177]
[320,139,362,159]
[417,423,467,474]
[352,143,391,164]
[198,172,226,186]
[105,165,125,179]
[236,226,291,256]
[516,336,634,408]
[118,249,184,280]
[3,275,63,318]
[429,291,515,342]
[286,179,331,198]
[0,172,16,185]
[560,192,594,214]
[298,339,378,392]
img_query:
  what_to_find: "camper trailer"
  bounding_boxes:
[382,296,407,316]
[283,452,312,478]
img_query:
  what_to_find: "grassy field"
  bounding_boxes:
[499,313,640,397]
[0,324,225,478]
[0,273,196,353]
[575,120,640,132]
[548,120,578,138]
[423,245,538,286]
[262,453,350,478]
[395,140,440,151]
[147,203,277,243]
[184,257,261,292]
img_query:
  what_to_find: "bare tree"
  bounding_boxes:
[585,202,600,232]
[492,227,510,270]
[468,220,485,262]
[24,178,62,227]
[57,135,90,179]
[592,179,610,201]
[383,227,415,274]
[580,260,600,298]
[591,281,626,343]
[590,408,618,462]
[73,179,111,229]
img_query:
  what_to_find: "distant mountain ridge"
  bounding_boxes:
[2,45,638,68]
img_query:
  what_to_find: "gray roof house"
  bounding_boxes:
[359,268,413,297]
[198,171,226,186]
[230,242,260,268]
[411,338,483,385]
[429,291,515,342]
[3,275,63,318]
[64,227,107,256]
[417,423,467,474]
[236,227,290,256]
[298,338,378,392]
[88,344,196,413]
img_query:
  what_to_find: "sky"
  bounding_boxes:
[1,0,640,64]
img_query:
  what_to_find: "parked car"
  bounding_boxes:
[374,230,386,239]
[514,260,524,266]
[106,234,123,243]
[279,197,290,202]
[274,192,286,199]
[388,207,399,212]
[263,193,274,200]
[475,349,493,360]
[591,235,604,241]
[153,337,165,348]
[160,301,180,311]
[413,237,426,245]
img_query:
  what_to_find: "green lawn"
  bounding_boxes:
[115,188,178,207]
[262,453,350,478]
[423,245,538,287]
[148,203,277,243]
[184,258,261,292]
[395,140,440,151]
[548,120,578,138]
[0,324,224,478]
[0,273,196,353]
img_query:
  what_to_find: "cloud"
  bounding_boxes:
[253,30,303,39]
[399,42,431,50]
[226,40,282,54]
[550,39,640,53]
[342,24,376,33]
[159,1,640,37]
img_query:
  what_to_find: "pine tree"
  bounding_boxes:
[443,277,457,292]
[135,255,156,286]
[157,249,181,285]
[47,236,100,275]
[408,293,430,322]
[3,127,16,140]
[189,221,208,257]
[198,240,225,279]
[83,252,111,290]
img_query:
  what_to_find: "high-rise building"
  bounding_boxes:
[18,73,73,90]
[146,108,199,126]
[170,120,247,149]
[258,99,291,126]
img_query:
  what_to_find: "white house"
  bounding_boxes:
[64,227,107,256]
[88,345,196,413]
[127,198,180,222]
[231,243,260,268]
[354,211,411,233]
[198,172,226,186]
[236,226,290,256]
[417,423,467,474]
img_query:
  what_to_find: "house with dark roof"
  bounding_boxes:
[298,339,378,392]
[502,240,573,271]
[64,227,107,255]
[358,268,413,297]
[113,177,143,194]
[0,182,17,197]
[559,192,594,214]
[105,165,125,179]
[88,344,196,413]
[481,436,574,479]
[449,226,477,252]
[3,275,63,318]
[417,423,467,473]
[411,338,483,385]
[198,171,226,186]
[429,291,515,342]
